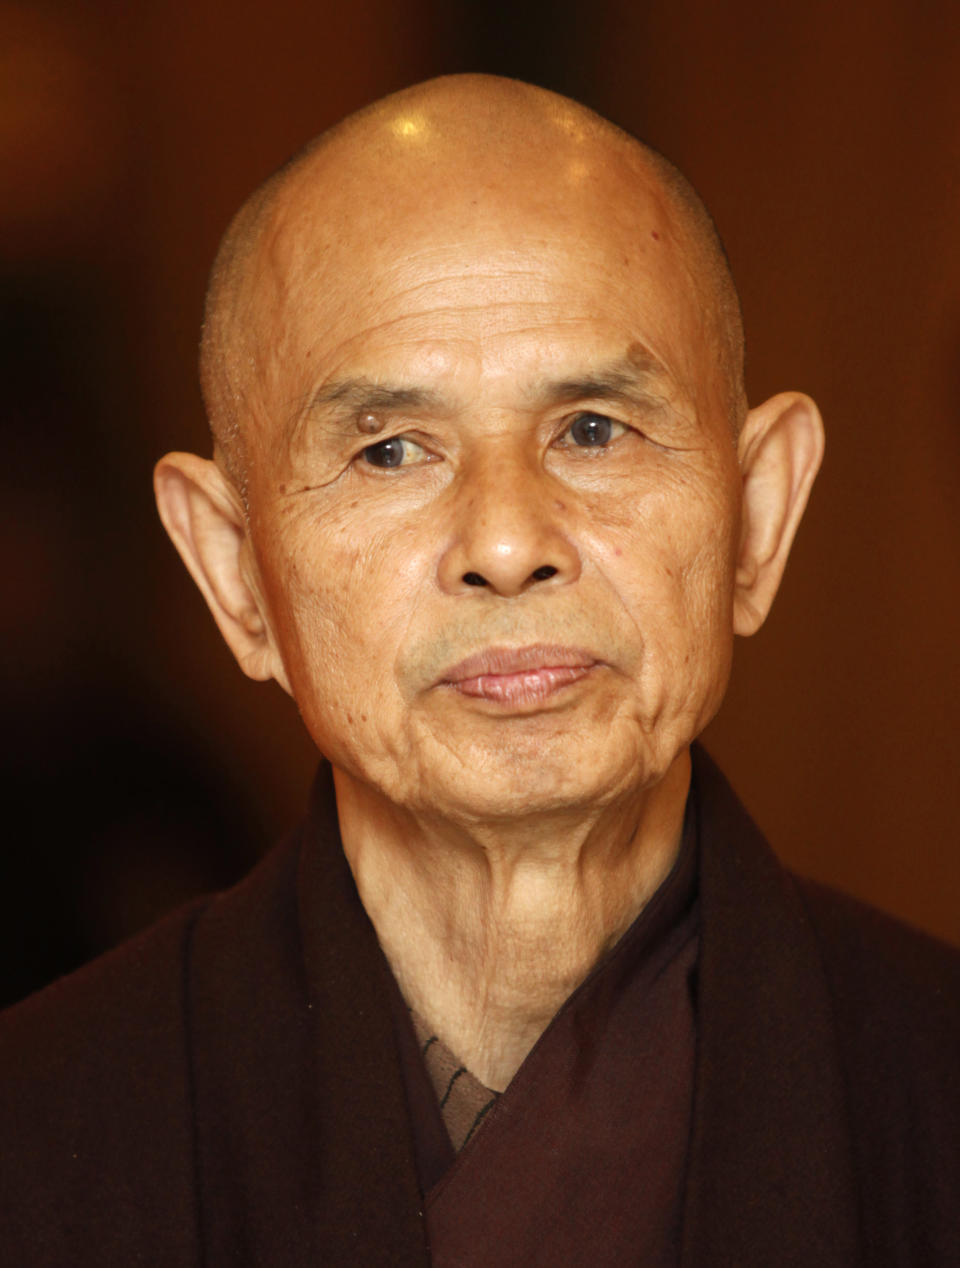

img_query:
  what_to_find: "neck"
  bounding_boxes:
[333,748,691,1091]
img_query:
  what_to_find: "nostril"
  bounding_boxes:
[463,572,487,586]
[531,566,557,581]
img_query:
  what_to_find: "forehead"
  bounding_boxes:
[239,123,716,427]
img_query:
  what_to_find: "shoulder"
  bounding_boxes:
[0,896,206,1259]
[1,893,202,1053]
[796,874,960,998]
[692,742,960,1016]
[792,877,960,1255]
[693,741,959,1105]
[693,744,960,1250]
[0,829,304,1263]
[0,895,207,1146]
[793,874,960,1059]
[0,823,304,1054]
[0,825,305,1098]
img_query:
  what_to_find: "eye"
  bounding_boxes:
[562,412,627,448]
[360,435,429,468]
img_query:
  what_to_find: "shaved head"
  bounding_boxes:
[199,74,746,499]
[158,71,823,893]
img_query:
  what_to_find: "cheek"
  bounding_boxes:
[593,455,736,578]
[255,505,426,706]
[584,462,739,668]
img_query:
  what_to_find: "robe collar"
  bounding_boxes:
[681,746,861,1267]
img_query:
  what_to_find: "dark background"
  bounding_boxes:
[3,0,958,1006]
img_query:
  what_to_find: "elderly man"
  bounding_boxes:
[2,75,957,1266]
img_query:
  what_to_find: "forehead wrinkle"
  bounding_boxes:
[201,78,746,494]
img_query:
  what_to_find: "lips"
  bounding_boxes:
[439,644,599,705]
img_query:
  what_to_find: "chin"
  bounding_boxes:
[421,778,610,826]
[407,733,661,824]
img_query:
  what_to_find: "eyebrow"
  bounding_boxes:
[307,379,445,434]
[531,364,670,412]
[304,353,673,435]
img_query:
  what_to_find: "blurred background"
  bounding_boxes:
[2,0,958,1006]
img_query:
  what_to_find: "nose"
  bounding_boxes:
[436,443,582,598]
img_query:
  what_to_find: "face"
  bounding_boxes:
[238,133,743,824]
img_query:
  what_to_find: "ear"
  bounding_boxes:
[734,391,824,636]
[153,453,292,691]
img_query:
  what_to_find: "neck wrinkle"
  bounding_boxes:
[335,747,692,1091]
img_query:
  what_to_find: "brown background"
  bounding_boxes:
[2,0,957,1004]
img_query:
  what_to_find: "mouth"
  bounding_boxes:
[438,644,601,707]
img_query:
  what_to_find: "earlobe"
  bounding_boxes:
[153,453,292,690]
[733,392,825,637]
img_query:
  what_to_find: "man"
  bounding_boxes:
[2,74,957,1265]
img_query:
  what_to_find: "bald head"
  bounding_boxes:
[199,75,746,497]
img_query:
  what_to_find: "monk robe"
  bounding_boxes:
[1,746,958,1265]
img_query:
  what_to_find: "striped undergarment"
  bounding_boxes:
[410,1012,500,1152]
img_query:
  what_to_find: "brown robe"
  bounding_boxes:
[1,745,957,1265]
